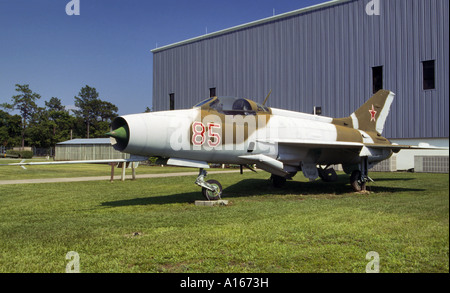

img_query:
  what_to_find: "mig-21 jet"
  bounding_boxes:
[105,89,442,200]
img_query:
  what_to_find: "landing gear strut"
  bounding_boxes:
[195,169,223,200]
[350,170,367,192]
[350,157,373,192]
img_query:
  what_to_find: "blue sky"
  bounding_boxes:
[0,0,324,115]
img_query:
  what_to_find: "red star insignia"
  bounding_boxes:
[369,105,377,122]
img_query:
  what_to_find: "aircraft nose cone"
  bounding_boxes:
[106,126,128,141]
[106,118,130,151]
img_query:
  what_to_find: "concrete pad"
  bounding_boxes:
[195,200,229,207]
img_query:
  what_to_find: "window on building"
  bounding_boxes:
[209,87,216,97]
[313,106,322,115]
[169,93,175,110]
[422,60,435,90]
[372,66,383,94]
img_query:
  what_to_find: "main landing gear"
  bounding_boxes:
[268,158,373,193]
[349,156,373,192]
[195,169,223,200]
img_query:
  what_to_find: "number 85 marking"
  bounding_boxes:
[192,122,221,147]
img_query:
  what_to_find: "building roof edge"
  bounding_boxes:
[151,0,351,53]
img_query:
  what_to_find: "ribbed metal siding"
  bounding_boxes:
[152,0,449,139]
[55,144,129,161]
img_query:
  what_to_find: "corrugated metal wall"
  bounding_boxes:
[55,144,129,161]
[152,0,449,139]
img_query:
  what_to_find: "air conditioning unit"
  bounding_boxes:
[414,156,449,173]
[370,156,397,172]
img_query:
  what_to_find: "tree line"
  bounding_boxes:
[0,84,119,149]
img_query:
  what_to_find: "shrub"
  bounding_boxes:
[6,150,33,159]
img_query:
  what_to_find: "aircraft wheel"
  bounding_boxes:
[271,175,286,188]
[318,168,338,182]
[350,170,366,192]
[202,179,223,200]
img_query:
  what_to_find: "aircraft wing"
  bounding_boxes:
[364,143,449,151]
[0,156,148,167]
[257,139,448,161]
[257,138,364,149]
[259,139,448,151]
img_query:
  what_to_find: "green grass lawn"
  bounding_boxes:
[0,158,198,180]
[0,169,448,273]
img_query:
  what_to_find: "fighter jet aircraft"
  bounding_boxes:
[105,89,442,200]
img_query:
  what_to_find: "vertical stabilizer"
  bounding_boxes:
[333,90,395,134]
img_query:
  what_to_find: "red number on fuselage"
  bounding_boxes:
[192,122,205,146]
[192,122,221,147]
[207,123,221,147]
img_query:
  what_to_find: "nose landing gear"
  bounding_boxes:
[195,169,223,200]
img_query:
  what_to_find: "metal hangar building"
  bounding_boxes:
[151,0,449,171]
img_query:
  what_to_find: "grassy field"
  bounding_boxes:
[0,166,448,273]
[0,158,197,180]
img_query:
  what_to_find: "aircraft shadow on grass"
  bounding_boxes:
[101,175,424,207]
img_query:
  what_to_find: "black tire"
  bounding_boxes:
[318,168,338,182]
[350,170,366,192]
[202,179,223,200]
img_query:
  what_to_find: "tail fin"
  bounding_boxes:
[334,90,395,134]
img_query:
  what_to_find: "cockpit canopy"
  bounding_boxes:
[193,96,270,115]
